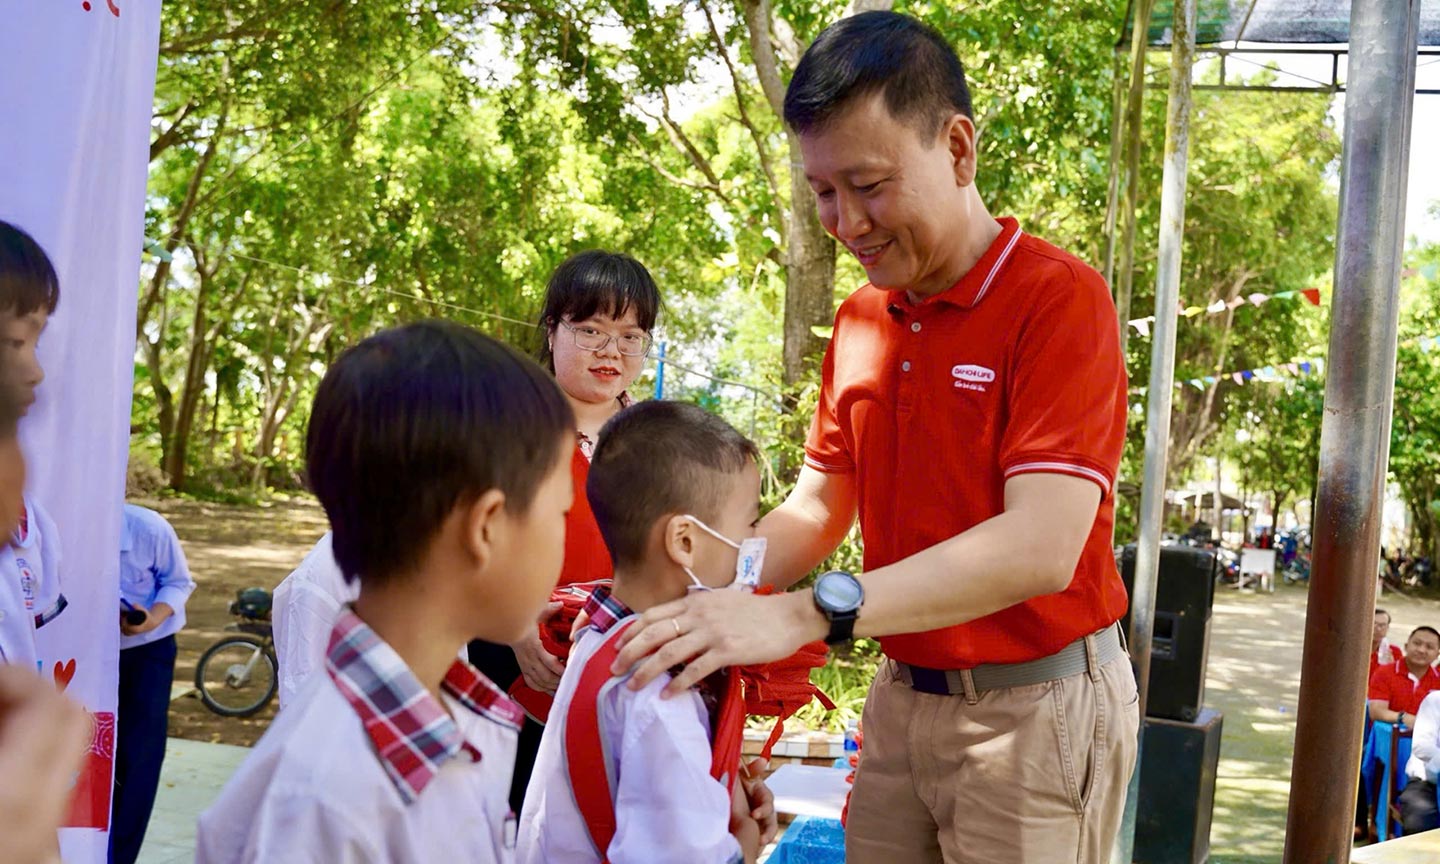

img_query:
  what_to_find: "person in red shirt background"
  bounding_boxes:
[1373,608,1404,675]
[1369,626,1440,727]
[467,249,661,814]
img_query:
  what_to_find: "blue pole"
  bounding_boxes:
[654,341,666,400]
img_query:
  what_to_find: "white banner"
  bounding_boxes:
[0,2,162,861]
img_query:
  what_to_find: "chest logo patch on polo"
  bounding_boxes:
[952,364,996,392]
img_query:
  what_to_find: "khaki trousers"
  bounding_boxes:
[845,652,1139,864]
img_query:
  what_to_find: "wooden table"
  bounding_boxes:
[1352,828,1440,863]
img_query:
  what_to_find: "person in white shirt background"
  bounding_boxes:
[271,531,356,707]
[111,502,196,864]
[0,218,64,672]
[0,219,88,864]
[1401,688,1440,834]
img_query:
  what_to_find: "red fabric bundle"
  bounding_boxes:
[508,580,613,723]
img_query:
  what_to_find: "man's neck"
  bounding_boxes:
[353,577,469,705]
[610,562,688,615]
[904,192,1001,303]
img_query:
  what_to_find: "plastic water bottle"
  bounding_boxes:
[844,720,860,752]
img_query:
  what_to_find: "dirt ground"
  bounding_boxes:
[143,495,328,747]
[157,498,1440,859]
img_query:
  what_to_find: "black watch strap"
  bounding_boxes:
[825,610,859,646]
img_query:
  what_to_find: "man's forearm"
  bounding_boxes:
[848,506,1080,639]
[757,499,852,590]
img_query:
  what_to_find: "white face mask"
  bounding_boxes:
[680,514,767,593]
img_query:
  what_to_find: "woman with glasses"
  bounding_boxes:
[467,249,661,814]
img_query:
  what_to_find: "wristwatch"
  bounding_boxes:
[813,570,865,646]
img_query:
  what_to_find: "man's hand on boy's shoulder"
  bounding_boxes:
[614,590,825,697]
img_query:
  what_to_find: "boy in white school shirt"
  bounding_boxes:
[197,321,577,864]
[518,401,777,864]
[0,219,65,672]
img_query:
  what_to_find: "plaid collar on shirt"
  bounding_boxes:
[580,584,634,636]
[325,609,524,804]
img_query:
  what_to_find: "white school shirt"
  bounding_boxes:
[1407,689,1440,783]
[517,616,742,864]
[0,495,63,668]
[119,504,196,650]
[272,532,359,707]
[197,611,521,864]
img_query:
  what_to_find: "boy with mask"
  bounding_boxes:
[518,400,776,863]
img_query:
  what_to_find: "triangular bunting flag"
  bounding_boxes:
[1286,363,1300,374]
[1300,288,1322,306]
[1274,291,1297,300]
[1227,297,1247,310]
[1299,361,1313,374]
[1249,293,1269,306]
[1203,376,1217,385]
[1183,306,1205,318]
[1242,370,1255,381]
[1189,379,1206,390]
[1232,372,1245,385]
[1207,300,1228,314]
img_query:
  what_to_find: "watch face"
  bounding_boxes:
[817,571,862,611]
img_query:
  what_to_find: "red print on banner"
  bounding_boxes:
[64,711,116,830]
[81,0,121,17]
[53,658,77,690]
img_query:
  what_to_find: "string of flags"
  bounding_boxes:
[1128,332,1440,395]
[1129,287,1323,337]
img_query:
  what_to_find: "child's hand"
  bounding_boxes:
[741,758,778,846]
[511,603,565,694]
[729,779,763,864]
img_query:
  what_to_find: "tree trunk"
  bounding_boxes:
[782,133,837,387]
[164,259,216,491]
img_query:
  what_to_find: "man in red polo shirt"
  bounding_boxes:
[1369,626,1440,727]
[613,11,1136,862]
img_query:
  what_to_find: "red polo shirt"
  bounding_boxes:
[1369,659,1440,716]
[561,442,613,587]
[805,217,1130,668]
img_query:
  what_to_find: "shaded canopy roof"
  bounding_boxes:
[1121,0,1440,48]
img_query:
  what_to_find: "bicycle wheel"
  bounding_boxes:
[195,635,278,718]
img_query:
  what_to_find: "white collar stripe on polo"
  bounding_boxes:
[971,227,1023,307]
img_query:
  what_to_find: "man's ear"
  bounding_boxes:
[943,113,979,188]
[662,514,696,570]
[461,489,508,572]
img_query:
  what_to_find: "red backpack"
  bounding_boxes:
[563,621,746,862]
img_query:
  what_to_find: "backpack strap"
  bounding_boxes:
[708,667,745,795]
[564,621,635,862]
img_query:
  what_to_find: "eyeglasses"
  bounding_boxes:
[556,320,652,357]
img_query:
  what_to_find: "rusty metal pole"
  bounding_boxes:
[1281,1,1420,861]
[1113,0,1196,860]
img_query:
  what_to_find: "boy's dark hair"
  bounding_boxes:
[784,11,972,139]
[535,250,661,371]
[306,320,574,584]
[1410,626,1440,643]
[588,401,759,568]
[0,220,61,317]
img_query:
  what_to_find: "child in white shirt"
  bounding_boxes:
[197,321,577,864]
[519,400,777,864]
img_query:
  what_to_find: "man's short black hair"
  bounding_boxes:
[1411,626,1440,643]
[0,220,61,318]
[588,401,759,568]
[1376,608,1391,621]
[307,320,574,584]
[784,11,973,139]
[536,250,661,371]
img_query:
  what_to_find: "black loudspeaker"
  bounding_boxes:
[1119,544,1217,722]
[1135,708,1224,864]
